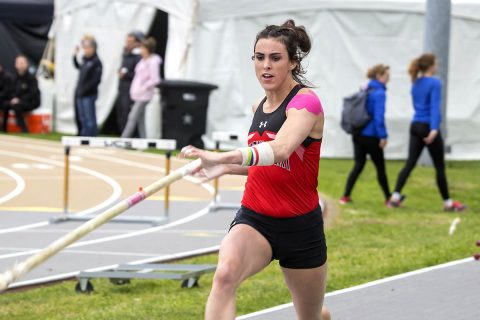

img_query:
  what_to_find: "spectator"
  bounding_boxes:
[121,37,161,138]
[389,53,466,211]
[340,64,391,206]
[0,64,14,131]
[1,55,40,133]
[115,31,143,134]
[73,36,102,136]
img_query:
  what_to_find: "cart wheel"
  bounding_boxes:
[75,280,94,294]
[109,278,131,286]
[181,278,199,288]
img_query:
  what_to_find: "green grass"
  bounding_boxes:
[0,131,67,142]
[0,134,479,319]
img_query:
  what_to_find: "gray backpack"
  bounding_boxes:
[340,89,372,134]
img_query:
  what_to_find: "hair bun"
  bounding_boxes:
[282,19,296,29]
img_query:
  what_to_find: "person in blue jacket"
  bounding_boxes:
[340,64,391,205]
[389,53,466,211]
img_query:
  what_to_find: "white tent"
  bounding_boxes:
[49,0,480,159]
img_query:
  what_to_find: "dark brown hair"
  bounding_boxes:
[408,53,436,82]
[141,37,157,54]
[367,64,389,80]
[254,19,312,86]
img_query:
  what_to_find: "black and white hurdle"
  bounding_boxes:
[52,136,177,226]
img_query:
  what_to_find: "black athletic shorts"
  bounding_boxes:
[229,206,327,269]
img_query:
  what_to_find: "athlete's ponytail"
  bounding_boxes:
[408,53,436,82]
[254,19,313,87]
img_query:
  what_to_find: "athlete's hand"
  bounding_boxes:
[179,145,220,170]
[423,130,438,145]
[379,139,387,149]
[194,164,230,183]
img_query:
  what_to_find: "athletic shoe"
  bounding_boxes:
[339,196,352,205]
[444,201,467,212]
[388,194,406,208]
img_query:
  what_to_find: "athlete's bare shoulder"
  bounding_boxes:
[251,98,263,113]
[297,88,314,95]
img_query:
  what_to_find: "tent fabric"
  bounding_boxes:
[50,0,480,159]
[184,0,480,160]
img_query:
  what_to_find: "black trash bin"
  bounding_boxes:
[158,80,218,149]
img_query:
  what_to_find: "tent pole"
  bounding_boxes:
[419,0,451,165]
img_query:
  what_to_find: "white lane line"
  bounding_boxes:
[9,245,220,289]
[0,150,121,234]
[11,163,30,169]
[0,206,213,260]
[9,229,227,234]
[0,247,159,258]
[236,256,475,319]
[0,167,25,204]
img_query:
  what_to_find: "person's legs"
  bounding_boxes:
[11,103,29,133]
[134,101,148,138]
[75,98,87,137]
[1,103,10,132]
[121,101,145,138]
[282,263,327,320]
[368,142,391,200]
[426,133,450,200]
[205,224,272,320]
[81,95,98,137]
[116,91,133,133]
[394,124,426,194]
[342,136,367,198]
[74,97,82,135]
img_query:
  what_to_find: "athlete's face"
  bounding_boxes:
[253,38,296,91]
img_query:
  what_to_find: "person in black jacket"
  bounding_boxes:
[0,64,15,130]
[1,56,40,133]
[73,37,102,136]
[115,31,143,133]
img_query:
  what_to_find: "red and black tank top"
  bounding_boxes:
[241,85,323,218]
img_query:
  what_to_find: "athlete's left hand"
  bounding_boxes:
[194,164,230,183]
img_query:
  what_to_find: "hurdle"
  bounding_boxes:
[208,131,243,212]
[53,136,176,226]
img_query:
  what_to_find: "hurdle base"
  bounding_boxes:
[75,263,216,293]
[50,215,168,226]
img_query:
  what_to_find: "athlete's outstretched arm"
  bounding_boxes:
[180,108,317,169]
[268,107,319,162]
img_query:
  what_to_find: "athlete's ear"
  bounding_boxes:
[289,61,297,71]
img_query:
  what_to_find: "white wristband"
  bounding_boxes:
[238,142,275,166]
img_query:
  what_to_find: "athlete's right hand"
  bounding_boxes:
[180,145,219,168]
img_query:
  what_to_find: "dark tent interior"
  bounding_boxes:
[0,0,53,74]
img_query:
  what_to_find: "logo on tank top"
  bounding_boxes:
[275,160,290,171]
[259,121,268,128]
